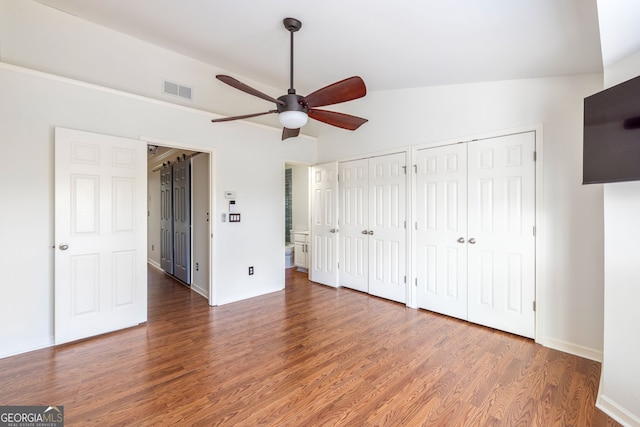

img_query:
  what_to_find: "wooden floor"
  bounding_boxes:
[0,266,620,426]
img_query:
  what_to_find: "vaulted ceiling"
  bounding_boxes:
[35,0,606,95]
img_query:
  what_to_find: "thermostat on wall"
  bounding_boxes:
[225,191,236,199]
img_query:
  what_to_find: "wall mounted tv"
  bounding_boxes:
[583,74,640,184]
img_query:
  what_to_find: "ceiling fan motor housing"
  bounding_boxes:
[277,94,308,114]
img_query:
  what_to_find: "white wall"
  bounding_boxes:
[316,75,606,360]
[191,153,210,297]
[291,164,310,232]
[147,168,161,268]
[598,49,640,427]
[0,65,315,357]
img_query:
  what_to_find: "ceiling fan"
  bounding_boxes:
[211,17,368,140]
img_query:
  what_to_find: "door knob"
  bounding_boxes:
[329,228,337,233]
[59,243,69,251]
[457,237,465,244]
[361,230,369,234]
[468,238,476,244]
[368,230,374,235]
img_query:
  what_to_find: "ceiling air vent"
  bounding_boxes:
[163,80,192,101]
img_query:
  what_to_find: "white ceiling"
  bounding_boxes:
[34,0,606,95]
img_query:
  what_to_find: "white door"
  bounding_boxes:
[368,153,407,303]
[310,162,339,287]
[54,127,147,345]
[339,159,369,292]
[467,132,536,338]
[416,144,468,319]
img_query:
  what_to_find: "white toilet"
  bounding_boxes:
[285,244,294,268]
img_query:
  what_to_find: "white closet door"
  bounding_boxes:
[467,132,536,338]
[415,144,468,319]
[368,153,407,303]
[339,159,369,292]
[54,127,147,345]
[310,162,339,287]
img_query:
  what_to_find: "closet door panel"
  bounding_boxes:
[416,144,468,319]
[368,152,407,303]
[467,132,536,338]
[339,159,369,293]
[160,164,174,274]
[172,160,191,284]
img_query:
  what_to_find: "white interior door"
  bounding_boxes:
[54,127,147,345]
[467,132,536,338]
[368,153,407,303]
[416,144,468,319]
[339,159,369,292]
[310,162,339,287]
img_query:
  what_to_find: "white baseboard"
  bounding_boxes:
[0,336,54,360]
[597,393,640,427]
[147,259,162,270]
[191,284,209,299]
[542,337,603,362]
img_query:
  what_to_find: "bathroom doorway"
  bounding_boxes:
[285,162,310,273]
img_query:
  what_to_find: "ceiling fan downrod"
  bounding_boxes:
[283,18,302,94]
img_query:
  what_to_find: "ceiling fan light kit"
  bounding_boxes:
[211,17,368,140]
[279,110,308,129]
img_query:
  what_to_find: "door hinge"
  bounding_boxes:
[415,278,418,287]
[404,220,406,229]
[533,151,537,162]
[402,165,407,174]
[404,275,406,284]
[533,226,536,236]
[413,164,418,174]
[415,222,418,230]
[533,301,536,311]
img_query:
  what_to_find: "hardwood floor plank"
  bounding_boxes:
[0,266,621,426]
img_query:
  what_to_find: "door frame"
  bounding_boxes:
[410,124,544,342]
[143,136,217,306]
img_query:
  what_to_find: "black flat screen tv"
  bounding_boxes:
[583,74,640,184]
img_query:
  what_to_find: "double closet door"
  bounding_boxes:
[160,159,191,284]
[415,132,536,338]
[339,152,407,303]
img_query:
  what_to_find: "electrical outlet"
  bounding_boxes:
[248,266,254,275]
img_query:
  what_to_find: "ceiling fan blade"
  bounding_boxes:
[308,109,368,130]
[303,76,367,109]
[216,75,285,106]
[282,128,301,140]
[211,110,277,123]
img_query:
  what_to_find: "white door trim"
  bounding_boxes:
[141,136,217,306]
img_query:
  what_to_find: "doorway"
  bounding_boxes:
[147,142,213,301]
[285,162,310,273]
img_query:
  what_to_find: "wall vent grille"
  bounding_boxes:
[163,80,193,100]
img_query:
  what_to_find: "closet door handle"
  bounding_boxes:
[457,237,465,244]
[468,238,476,244]
[329,228,337,233]
[361,230,369,235]
[368,230,374,235]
